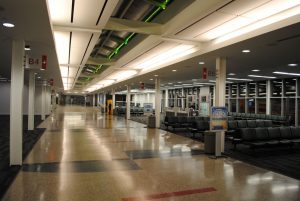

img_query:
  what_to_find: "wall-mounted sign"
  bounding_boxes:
[143,103,153,113]
[210,106,228,131]
[202,67,207,79]
[140,82,144,90]
[23,54,48,70]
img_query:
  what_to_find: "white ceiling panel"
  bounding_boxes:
[48,0,72,24]
[218,0,269,16]
[177,12,235,39]
[70,32,93,65]
[73,0,105,26]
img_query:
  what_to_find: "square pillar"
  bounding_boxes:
[10,39,24,165]
[126,86,131,120]
[266,80,271,115]
[215,57,226,155]
[28,71,35,131]
[112,89,116,109]
[155,79,161,128]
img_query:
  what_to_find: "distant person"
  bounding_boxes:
[108,103,112,115]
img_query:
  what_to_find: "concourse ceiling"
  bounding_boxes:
[0,0,300,93]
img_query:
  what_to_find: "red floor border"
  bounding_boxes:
[122,187,217,201]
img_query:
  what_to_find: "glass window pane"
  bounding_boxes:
[247,98,255,113]
[271,79,282,97]
[285,78,296,97]
[239,98,245,113]
[258,81,266,97]
[284,98,295,125]
[231,84,237,98]
[257,98,266,114]
[248,83,256,97]
[271,98,281,115]
[230,99,236,112]
[238,83,246,97]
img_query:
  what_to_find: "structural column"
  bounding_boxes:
[41,80,47,120]
[165,89,169,108]
[255,82,259,113]
[92,94,96,107]
[281,79,285,116]
[296,78,299,126]
[245,83,249,113]
[51,90,56,112]
[228,84,232,112]
[215,57,226,155]
[28,71,35,131]
[10,39,24,165]
[266,80,271,115]
[236,84,240,113]
[112,89,116,109]
[155,78,161,128]
[126,86,131,120]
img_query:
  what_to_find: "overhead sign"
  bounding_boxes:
[210,106,228,131]
[140,82,144,90]
[201,67,216,80]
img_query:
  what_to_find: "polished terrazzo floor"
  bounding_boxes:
[2,106,300,201]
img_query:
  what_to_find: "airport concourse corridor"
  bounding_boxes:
[2,106,300,201]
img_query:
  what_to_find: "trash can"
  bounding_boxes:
[204,131,215,154]
[148,115,156,128]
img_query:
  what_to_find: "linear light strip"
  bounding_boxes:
[273,71,300,76]
[248,75,277,79]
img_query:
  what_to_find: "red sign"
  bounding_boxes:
[202,67,207,79]
[49,78,54,86]
[42,55,47,70]
[140,82,144,90]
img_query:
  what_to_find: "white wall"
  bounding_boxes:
[0,83,50,115]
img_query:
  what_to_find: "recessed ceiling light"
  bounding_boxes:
[248,75,276,79]
[252,69,260,72]
[242,49,250,53]
[288,63,298,67]
[40,68,45,71]
[228,73,236,76]
[24,45,31,51]
[168,82,173,84]
[177,82,182,83]
[37,76,41,79]
[172,69,177,72]
[3,22,15,28]
[199,61,205,65]
[150,78,153,80]
[154,74,158,77]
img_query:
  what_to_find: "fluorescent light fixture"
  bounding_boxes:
[199,61,205,65]
[150,78,153,80]
[177,82,182,83]
[242,49,250,53]
[228,73,236,76]
[252,69,260,72]
[248,75,276,79]
[108,70,137,81]
[209,80,216,82]
[288,63,298,67]
[215,2,300,43]
[154,74,158,77]
[168,83,173,84]
[172,69,177,72]
[174,85,182,87]
[227,78,253,81]
[273,71,300,76]
[134,44,196,71]
[3,22,15,28]
[54,31,70,64]
[182,84,193,86]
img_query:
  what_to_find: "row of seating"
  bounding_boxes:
[237,127,300,150]
[228,112,289,125]
[114,107,144,116]
[164,116,210,131]
[228,120,273,130]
